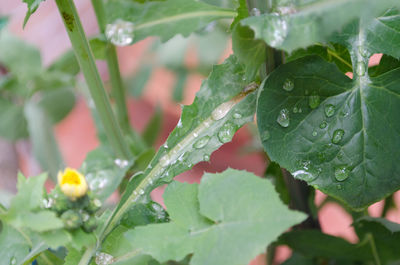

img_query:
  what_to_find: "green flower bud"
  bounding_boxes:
[61,209,82,230]
[83,216,98,233]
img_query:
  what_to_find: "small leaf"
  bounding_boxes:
[354,217,400,264]
[23,0,46,27]
[38,87,76,124]
[105,0,236,44]
[124,169,306,265]
[0,223,30,265]
[0,99,29,140]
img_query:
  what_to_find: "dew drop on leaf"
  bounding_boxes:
[356,62,366,76]
[105,20,135,46]
[211,101,235,121]
[193,136,210,149]
[293,106,298,113]
[312,131,317,137]
[233,113,242,119]
[324,104,335,117]
[319,121,327,129]
[218,122,236,143]
[293,170,317,182]
[160,155,171,167]
[114,158,129,168]
[250,7,261,16]
[276,108,290,128]
[95,252,114,265]
[203,154,210,161]
[10,257,16,265]
[332,129,345,144]
[334,165,349,181]
[282,78,294,92]
[336,184,343,190]
[139,189,145,195]
[309,94,320,109]
[260,130,270,141]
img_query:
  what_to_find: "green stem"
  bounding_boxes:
[91,0,147,153]
[55,0,132,160]
[77,245,96,265]
[366,233,381,265]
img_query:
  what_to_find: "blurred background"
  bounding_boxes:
[1,1,400,264]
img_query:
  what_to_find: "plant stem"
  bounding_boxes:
[90,0,147,153]
[55,0,132,160]
[366,233,382,265]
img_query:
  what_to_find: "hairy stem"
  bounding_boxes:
[55,0,132,160]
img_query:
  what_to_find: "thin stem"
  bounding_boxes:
[55,0,132,160]
[366,233,381,265]
[91,0,147,153]
[77,245,97,265]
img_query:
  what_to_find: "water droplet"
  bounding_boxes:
[319,121,327,129]
[203,154,210,161]
[293,106,298,113]
[269,15,288,46]
[89,174,108,191]
[139,189,145,195]
[312,131,317,137]
[332,129,345,144]
[42,198,54,208]
[276,108,290,128]
[163,143,168,149]
[10,257,16,265]
[260,130,270,141]
[356,62,366,76]
[334,165,349,181]
[250,8,261,16]
[149,179,153,185]
[95,252,114,265]
[233,113,242,119]
[336,184,343,190]
[282,78,294,91]
[340,110,349,117]
[293,170,317,182]
[105,20,135,46]
[114,158,129,168]
[177,119,182,128]
[133,191,137,196]
[211,101,235,121]
[193,132,198,138]
[160,155,171,167]
[358,46,368,57]
[217,122,236,143]
[193,136,210,149]
[324,104,335,117]
[309,94,320,109]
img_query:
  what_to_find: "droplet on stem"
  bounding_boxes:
[105,20,135,46]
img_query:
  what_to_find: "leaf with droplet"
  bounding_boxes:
[105,0,237,44]
[103,56,257,238]
[124,169,306,265]
[240,0,399,53]
[80,147,133,202]
[257,54,400,209]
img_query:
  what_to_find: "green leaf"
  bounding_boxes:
[265,162,290,205]
[64,247,85,265]
[240,0,400,53]
[80,147,132,202]
[143,107,163,146]
[369,55,400,77]
[124,169,306,265]
[286,44,352,73]
[0,99,29,140]
[281,252,315,265]
[38,87,76,124]
[24,101,64,181]
[278,230,372,261]
[121,201,169,228]
[22,0,46,27]
[331,7,400,60]
[21,211,64,232]
[354,217,400,264]
[172,70,187,102]
[200,0,238,9]
[105,0,236,44]
[0,32,42,81]
[232,23,266,80]
[0,223,31,265]
[257,55,400,209]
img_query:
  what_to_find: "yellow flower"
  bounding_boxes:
[57,168,88,200]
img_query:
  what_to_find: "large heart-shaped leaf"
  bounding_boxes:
[257,55,400,209]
